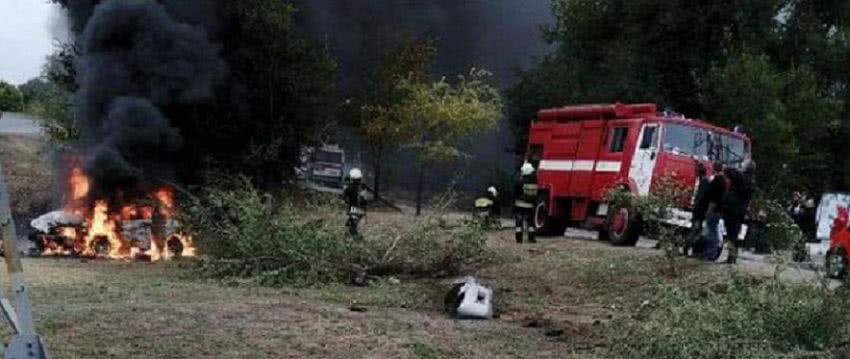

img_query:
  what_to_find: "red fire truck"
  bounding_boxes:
[527,103,751,245]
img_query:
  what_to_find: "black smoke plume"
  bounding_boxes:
[72,0,225,201]
[292,0,553,92]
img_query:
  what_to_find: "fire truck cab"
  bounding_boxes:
[527,103,750,245]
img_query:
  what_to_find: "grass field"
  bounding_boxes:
[0,132,784,358]
[10,225,748,359]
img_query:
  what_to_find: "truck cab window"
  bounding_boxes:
[662,123,697,156]
[608,127,628,153]
[718,135,746,166]
[639,125,658,149]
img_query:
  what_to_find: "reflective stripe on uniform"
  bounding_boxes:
[515,200,533,208]
[475,198,494,208]
[522,183,539,198]
[515,227,523,233]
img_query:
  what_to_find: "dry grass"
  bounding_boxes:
[4,211,753,359]
[0,134,53,226]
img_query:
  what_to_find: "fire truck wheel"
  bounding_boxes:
[608,206,641,246]
[825,248,848,279]
[534,199,566,236]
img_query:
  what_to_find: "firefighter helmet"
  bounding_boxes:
[349,168,363,180]
[487,186,498,197]
[520,162,535,176]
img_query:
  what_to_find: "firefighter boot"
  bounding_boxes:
[515,214,524,243]
[528,226,537,243]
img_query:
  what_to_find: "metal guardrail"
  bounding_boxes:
[0,161,50,358]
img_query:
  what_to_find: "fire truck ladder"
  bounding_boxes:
[0,162,50,359]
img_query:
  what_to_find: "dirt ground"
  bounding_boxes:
[7,214,759,359]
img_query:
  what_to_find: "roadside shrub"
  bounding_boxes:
[607,278,850,359]
[750,195,809,260]
[182,177,490,286]
[605,175,690,275]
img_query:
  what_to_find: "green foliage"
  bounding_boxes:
[699,54,842,196]
[605,176,690,275]
[354,37,437,195]
[608,279,850,359]
[396,68,503,163]
[183,177,490,286]
[216,0,337,185]
[18,76,77,147]
[749,196,810,261]
[0,80,23,112]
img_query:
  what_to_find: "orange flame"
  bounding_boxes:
[46,157,197,261]
[66,159,90,215]
[82,201,124,259]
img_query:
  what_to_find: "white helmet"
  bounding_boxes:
[520,162,535,176]
[349,168,363,180]
[487,186,498,197]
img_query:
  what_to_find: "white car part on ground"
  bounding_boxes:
[452,277,493,319]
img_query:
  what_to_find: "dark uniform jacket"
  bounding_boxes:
[343,182,365,208]
[722,169,756,218]
[514,174,538,209]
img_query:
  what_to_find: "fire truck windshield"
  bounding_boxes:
[662,123,748,165]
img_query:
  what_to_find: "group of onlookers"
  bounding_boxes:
[689,160,757,264]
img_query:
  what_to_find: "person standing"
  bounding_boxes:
[343,168,367,237]
[722,160,757,264]
[685,162,710,256]
[700,162,728,261]
[513,162,538,244]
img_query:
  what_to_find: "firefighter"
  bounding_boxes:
[474,186,500,227]
[722,160,757,264]
[343,168,367,237]
[514,162,538,244]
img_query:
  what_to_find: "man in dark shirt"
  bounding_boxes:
[699,162,728,261]
[686,162,709,256]
[722,160,757,264]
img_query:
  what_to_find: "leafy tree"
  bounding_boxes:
[203,0,337,187]
[394,68,503,215]
[0,81,23,112]
[355,37,436,197]
[699,54,842,195]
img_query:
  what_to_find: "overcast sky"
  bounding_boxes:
[0,0,65,85]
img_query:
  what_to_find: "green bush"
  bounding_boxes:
[182,177,490,286]
[608,278,850,359]
[0,81,22,112]
[750,195,809,260]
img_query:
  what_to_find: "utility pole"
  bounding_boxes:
[0,161,50,358]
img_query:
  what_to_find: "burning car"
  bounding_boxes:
[28,159,195,261]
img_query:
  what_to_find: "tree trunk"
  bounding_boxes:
[416,161,425,216]
[373,141,383,199]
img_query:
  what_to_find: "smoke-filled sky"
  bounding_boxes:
[292,0,554,91]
